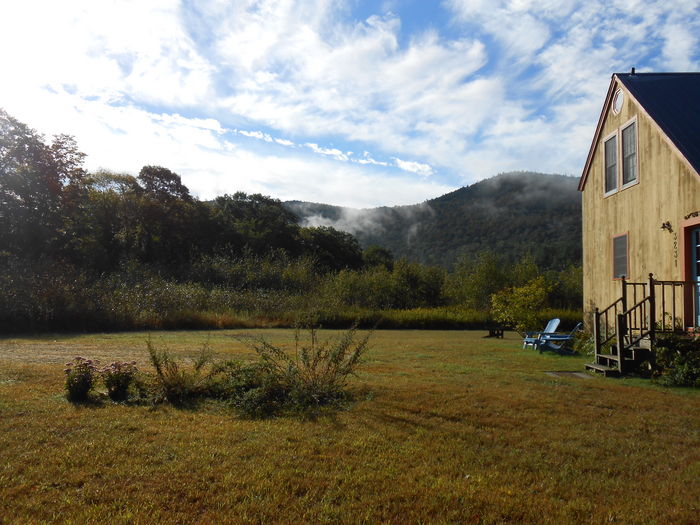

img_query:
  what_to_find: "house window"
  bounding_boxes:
[622,122,637,185]
[605,136,617,193]
[603,117,638,195]
[612,90,624,114]
[613,234,628,279]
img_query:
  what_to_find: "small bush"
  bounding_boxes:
[64,356,99,402]
[491,276,552,335]
[233,326,371,417]
[101,361,139,401]
[572,331,596,356]
[146,339,218,405]
[654,335,700,388]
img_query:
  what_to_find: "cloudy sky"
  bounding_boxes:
[1,1,698,207]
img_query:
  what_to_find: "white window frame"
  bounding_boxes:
[602,116,639,197]
[603,131,618,196]
[620,119,638,189]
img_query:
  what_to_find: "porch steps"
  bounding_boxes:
[584,362,620,377]
[586,342,652,377]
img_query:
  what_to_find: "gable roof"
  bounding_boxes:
[578,72,700,191]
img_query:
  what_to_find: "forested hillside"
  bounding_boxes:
[0,109,581,332]
[287,172,581,269]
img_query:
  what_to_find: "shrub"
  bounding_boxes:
[64,356,99,402]
[491,276,552,335]
[233,325,371,417]
[101,361,139,401]
[146,340,218,405]
[654,335,700,387]
[572,331,596,356]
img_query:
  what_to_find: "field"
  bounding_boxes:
[1,330,698,524]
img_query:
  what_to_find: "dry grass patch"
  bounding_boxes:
[0,330,698,524]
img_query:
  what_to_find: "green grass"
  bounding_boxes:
[1,330,698,524]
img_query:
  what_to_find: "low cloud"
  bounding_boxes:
[293,201,435,242]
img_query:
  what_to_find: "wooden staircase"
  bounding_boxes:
[585,338,652,377]
[586,274,694,377]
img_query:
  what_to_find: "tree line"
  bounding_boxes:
[0,109,581,332]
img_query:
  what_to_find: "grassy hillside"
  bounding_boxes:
[1,330,698,523]
[287,172,581,269]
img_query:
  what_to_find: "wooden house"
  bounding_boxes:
[578,71,700,375]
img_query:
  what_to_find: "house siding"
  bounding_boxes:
[582,78,700,326]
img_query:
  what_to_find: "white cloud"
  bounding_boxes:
[1,0,698,207]
[304,143,350,162]
[238,130,274,142]
[393,158,434,177]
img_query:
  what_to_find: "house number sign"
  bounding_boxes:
[674,233,678,267]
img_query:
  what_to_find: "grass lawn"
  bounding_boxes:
[1,330,698,524]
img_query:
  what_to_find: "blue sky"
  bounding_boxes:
[1,0,698,207]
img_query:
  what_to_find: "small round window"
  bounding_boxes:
[612,89,624,114]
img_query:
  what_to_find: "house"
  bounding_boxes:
[578,71,700,375]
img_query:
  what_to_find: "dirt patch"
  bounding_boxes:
[545,371,592,380]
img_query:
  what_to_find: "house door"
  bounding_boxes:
[693,228,700,326]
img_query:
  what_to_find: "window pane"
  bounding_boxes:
[605,136,617,192]
[613,235,628,278]
[622,123,636,184]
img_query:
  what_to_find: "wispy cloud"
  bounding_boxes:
[393,158,434,177]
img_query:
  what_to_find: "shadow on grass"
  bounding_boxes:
[66,395,107,408]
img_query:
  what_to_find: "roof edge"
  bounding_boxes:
[578,75,618,192]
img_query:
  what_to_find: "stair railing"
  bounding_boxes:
[610,275,655,374]
[593,276,645,356]
[594,274,697,371]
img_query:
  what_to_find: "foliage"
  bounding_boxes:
[101,360,139,401]
[654,335,700,387]
[232,326,371,417]
[146,340,218,405]
[322,261,445,310]
[491,276,552,335]
[0,110,584,335]
[572,330,596,356]
[362,245,394,271]
[299,226,363,272]
[64,356,99,401]
[547,264,583,309]
[447,251,508,310]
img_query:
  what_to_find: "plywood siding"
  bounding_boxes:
[582,79,700,323]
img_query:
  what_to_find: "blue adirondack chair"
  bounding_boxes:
[537,322,583,354]
[522,318,560,349]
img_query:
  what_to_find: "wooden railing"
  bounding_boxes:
[653,279,695,332]
[593,298,623,352]
[593,274,698,373]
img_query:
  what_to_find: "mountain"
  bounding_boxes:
[285,172,581,270]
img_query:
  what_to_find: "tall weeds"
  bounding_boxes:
[236,325,371,411]
[146,339,217,405]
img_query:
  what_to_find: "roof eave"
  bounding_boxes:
[578,75,619,192]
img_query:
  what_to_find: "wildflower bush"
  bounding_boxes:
[64,357,99,401]
[101,361,139,401]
